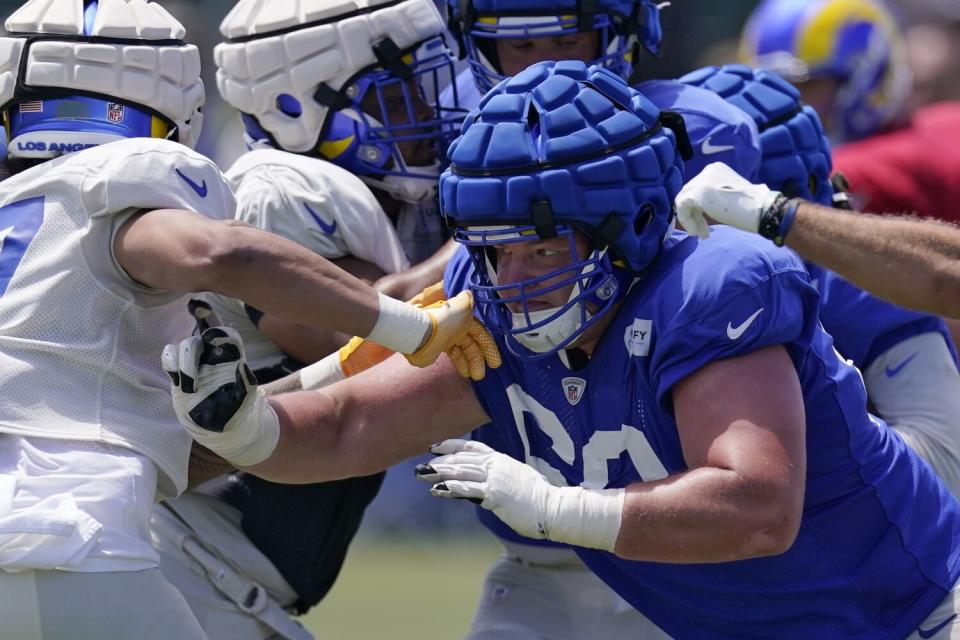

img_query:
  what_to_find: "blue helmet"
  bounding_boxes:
[0,0,203,161]
[740,0,910,142]
[680,64,836,206]
[447,0,665,95]
[217,0,466,203]
[441,60,686,359]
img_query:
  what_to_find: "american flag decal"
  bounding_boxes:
[18,100,43,113]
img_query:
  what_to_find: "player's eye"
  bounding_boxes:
[504,39,534,51]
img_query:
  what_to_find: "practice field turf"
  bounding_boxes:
[300,535,501,639]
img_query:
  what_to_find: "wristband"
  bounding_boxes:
[366,292,432,354]
[758,195,800,247]
[544,486,626,552]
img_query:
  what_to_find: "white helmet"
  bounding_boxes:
[0,0,203,160]
[215,0,465,203]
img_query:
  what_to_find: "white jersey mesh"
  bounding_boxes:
[208,149,408,371]
[0,137,235,498]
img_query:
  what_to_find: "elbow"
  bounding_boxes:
[742,490,803,558]
[196,227,260,293]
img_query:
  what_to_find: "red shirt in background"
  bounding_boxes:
[833,101,960,224]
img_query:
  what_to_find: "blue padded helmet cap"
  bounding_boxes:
[443,60,684,275]
[638,79,762,183]
[680,64,835,206]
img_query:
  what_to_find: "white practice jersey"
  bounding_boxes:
[0,138,236,498]
[209,149,410,371]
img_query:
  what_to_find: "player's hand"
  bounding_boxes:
[162,327,279,467]
[416,439,554,540]
[675,162,781,238]
[405,290,502,380]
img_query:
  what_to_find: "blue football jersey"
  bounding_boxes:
[445,227,960,638]
[807,261,958,370]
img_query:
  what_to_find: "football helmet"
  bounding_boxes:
[0,0,203,160]
[216,0,465,204]
[447,0,665,95]
[441,60,686,359]
[740,0,910,142]
[681,64,838,207]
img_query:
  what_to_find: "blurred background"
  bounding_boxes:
[0,0,955,637]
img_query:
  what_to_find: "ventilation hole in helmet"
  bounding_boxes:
[525,101,540,130]
[634,203,654,235]
[808,173,818,196]
[277,94,303,119]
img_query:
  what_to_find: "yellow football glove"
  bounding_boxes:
[335,281,451,379]
[445,317,502,381]
[405,290,502,380]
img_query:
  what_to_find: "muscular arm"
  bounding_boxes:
[114,209,381,337]
[614,345,807,563]
[243,354,490,484]
[786,203,960,318]
[257,256,386,364]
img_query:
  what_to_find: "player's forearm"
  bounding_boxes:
[787,203,960,317]
[245,355,486,483]
[202,223,382,338]
[614,467,802,563]
[118,210,434,353]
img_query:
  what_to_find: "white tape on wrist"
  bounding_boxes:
[366,292,432,355]
[299,352,346,391]
[191,391,280,467]
[544,486,626,552]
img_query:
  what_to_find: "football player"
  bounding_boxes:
[741,0,960,226]
[674,64,960,498]
[168,62,960,639]
[442,0,665,109]
[151,1,479,637]
[0,0,488,637]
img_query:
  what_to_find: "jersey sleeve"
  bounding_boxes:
[78,139,236,301]
[82,138,236,222]
[649,252,819,409]
[231,156,410,276]
[811,263,957,370]
[442,244,475,296]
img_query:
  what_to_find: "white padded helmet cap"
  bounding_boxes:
[0,0,203,148]
[215,0,444,153]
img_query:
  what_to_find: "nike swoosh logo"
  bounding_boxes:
[885,352,919,378]
[702,135,735,156]
[175,168,208,198]
[918,613,957,638]
[303,202,337,235]
[0,225,13,253]
[726,308,764,340]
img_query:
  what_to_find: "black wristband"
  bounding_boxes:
[758,195,800,247]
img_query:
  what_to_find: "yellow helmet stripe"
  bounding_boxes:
[319,136,355,160]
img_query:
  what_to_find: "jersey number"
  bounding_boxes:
[505,383,668,489]
[0,197,44,297]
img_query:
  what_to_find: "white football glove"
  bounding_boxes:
[675,162,781,239]
[162,327,279,467]
[416,439,625,552]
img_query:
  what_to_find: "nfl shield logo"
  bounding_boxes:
[106,102,125,123]
[562,377,586,406]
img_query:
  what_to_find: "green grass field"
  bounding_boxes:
[300,536,501,639]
